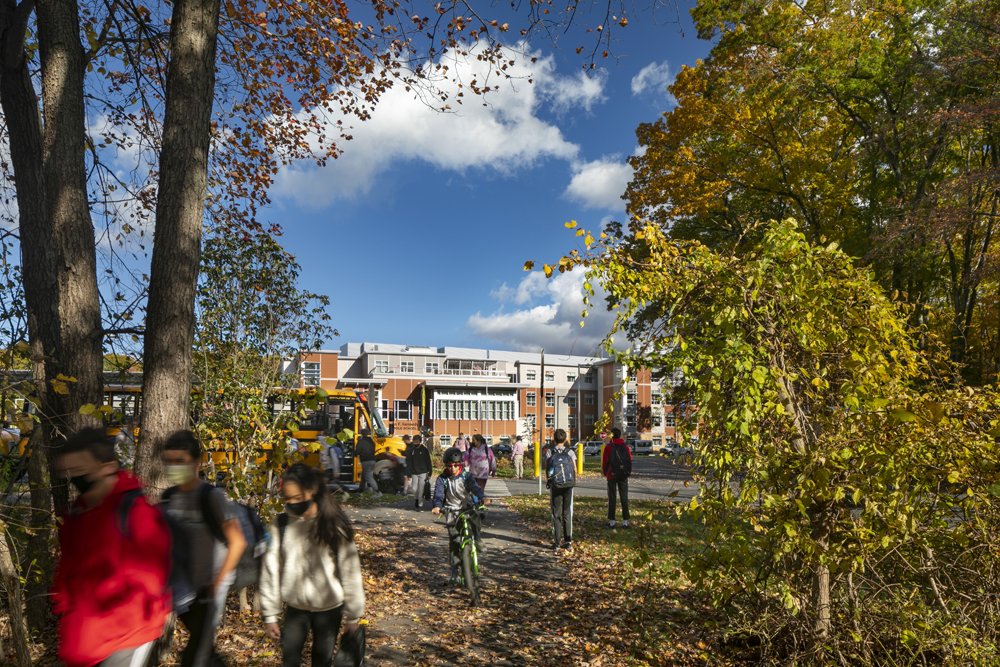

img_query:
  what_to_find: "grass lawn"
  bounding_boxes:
[505,494,723,665]
[494,453,605,479]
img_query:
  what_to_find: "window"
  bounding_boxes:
[653,414,662,427]
[302,361,320,386]
[545,392,555,407]
[665,413,676,427]
[627,392,637,406]
[584,372,594,384]
[380,400,390,419]
[395,400,411,419]
[568,415,576,428]
[544,371,554,382]
[584,415,595,426]
[567,373,576,383]
[439,435,452,449]
[400,361,414,373]
[584,394,595,406]
[652,392,662,406]
[565,396,576,407]
[526,392,536,407]
[373,360,389,373]
[653,437,662,448]
[545,415,554,428]
[425,362,440,374]
[526,370,536,381]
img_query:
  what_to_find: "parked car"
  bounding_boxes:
[582,440,603,456]
[663,442,693,457]
[632,439,654,455]
[491,443,513,459]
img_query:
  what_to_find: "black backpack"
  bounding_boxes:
[609,444,632,480]
[547,449,576,489]
[118,489,197,614]
[161,483,270,591]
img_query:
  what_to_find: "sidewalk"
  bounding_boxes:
[347,496,580,666]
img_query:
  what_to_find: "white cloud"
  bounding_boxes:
[564,158,632,210]
[271,43,605,208]
[630,61,676,103]
[469,270,615,355]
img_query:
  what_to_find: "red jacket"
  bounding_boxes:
[53,470,171,667]
[601,439,632,480]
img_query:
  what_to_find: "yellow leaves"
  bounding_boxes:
[51,374,78,396]
[542,264,554,278]
[523,260,534,271]
[564,220,578,229]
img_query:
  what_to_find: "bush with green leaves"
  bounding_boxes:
[558,218,999,664]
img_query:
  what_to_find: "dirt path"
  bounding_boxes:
[349,497,603,666]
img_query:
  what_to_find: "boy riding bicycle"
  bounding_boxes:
[431,447,485,584]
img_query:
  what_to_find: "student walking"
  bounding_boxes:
[464,434,496,494]
[161,430,248,667]
[511,436,527,479]
[405,435,433,509]
[602,428,633,529]
[52,428,172,667]
[546,429,576,551]
[261,464,365,667]
[356,429,380,495]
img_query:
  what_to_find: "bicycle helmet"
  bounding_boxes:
[443,447,464,465]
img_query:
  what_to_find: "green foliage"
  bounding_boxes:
[629,0,1000,383]
[566,218,999,663]
[194,230,331,508]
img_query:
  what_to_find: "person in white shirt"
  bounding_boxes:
[261,463,365,667]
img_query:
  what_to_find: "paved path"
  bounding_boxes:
[495,457,699,502]
[348,497,559,665]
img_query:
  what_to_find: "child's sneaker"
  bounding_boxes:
[607,521,616,529]
[562,541,573,551]
[622,520,630,529]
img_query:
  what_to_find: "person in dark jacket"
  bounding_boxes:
[405,435,433,509]
[356,429,379,495]
[601,427,633,528]
[52,428,172,667]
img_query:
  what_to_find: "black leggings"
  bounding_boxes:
[607,477,630,521]
[282,606,343,667]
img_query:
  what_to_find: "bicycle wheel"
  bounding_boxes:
[460,541,480,606]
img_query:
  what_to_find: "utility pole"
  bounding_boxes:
[538,348,544,495]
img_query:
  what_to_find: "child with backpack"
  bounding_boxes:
[431,447,485,583]
[160,430,248,667]
[52,428,171,667]
[546,429,577,551]
[464,434,496,494]
[601,428,633,529]
[260,463,365,667]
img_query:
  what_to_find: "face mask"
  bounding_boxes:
[68,474,95,495]
[285,499,313,516]
[164,464,196,486]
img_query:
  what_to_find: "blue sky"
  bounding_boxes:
[267,2,713,356]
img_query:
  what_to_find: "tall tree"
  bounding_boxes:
[627,0,999,381]
[136,0,222,488]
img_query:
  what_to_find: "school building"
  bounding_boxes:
[292,342,697,448]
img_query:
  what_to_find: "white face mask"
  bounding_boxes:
[164,464,196,485]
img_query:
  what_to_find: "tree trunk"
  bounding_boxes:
[137,0,222,490]
[35,0,104,447]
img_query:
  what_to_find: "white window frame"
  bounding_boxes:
[545,392,555,407]
[584,394,595,406]
[545,414,554,428]
[526,370,536,381]
[395,400,412,419]
[526,392,536,407]
[302,361,321,386]
[373,359,389,373]
[425,362,440,374]
[544,371,554,382]
[399,360,414,373]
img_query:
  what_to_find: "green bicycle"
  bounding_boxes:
[448,505,482,606]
